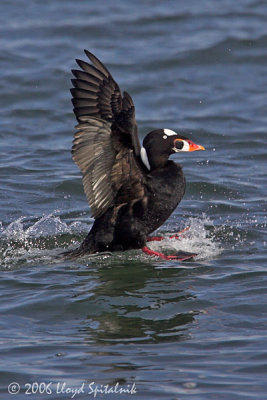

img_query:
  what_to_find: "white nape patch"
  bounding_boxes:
[163,128,177,136]
[140,146,151,170]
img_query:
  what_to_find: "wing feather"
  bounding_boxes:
[71,51,145,218]
[72,117,115,218]
[71,50,141,155]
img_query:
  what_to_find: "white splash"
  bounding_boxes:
[1,214,89,241]
[1,213,222,269]
[0,214,91,269]
[147,215,222,261]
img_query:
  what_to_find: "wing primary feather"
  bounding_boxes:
[84,49,110,78]
[70,88,98,99]
[72,118,116,217]
[71,70,101,86]
[76,59,106,80]
[70,52,145,217]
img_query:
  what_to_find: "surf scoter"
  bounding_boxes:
[69,50,204,257]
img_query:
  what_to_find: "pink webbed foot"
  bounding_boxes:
[142,246,197,261]
[143,227,197,261]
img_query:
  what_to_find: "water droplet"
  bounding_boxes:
[183,382,197,389]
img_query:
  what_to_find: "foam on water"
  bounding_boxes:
[0,213,223,268]
[146,215,223,261]
[0,214,91,269]
[1,214,90,240]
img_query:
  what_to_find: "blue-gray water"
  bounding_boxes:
[0,1,267,399]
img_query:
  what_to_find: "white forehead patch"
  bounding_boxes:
[163,129,177,136]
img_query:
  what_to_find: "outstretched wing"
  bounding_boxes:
[71,50,144,218]
[71,50,141,156]
[72,117,116,218]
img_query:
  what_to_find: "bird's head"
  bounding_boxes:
[141,128,205,170]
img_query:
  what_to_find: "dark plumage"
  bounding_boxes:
[69,50,204,256]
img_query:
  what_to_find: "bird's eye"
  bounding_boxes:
[174,139,184,150]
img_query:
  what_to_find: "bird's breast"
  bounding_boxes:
[142,162,186,232]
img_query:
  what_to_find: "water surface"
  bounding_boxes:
[0,1,267,399]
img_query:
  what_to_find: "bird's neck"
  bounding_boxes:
[147,149,169,170]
